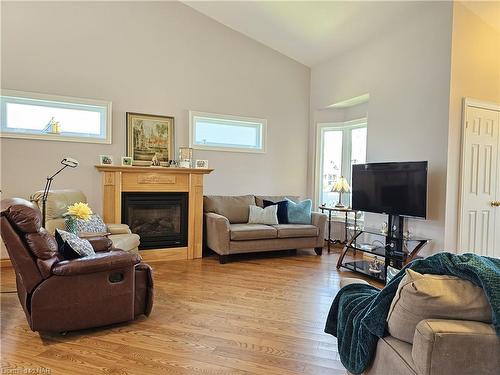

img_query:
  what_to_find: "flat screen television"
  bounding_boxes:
[351,161,428,218]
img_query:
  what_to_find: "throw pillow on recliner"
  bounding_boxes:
[55,229,96,260]
[386,269,492,343]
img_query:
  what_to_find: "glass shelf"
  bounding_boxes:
[348,243,407,261]
[342,260,386,282]
[346,226,430,242]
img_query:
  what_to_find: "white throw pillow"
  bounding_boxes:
[248,205,278,225]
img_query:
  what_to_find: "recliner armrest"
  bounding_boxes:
[52,251,142,276]
[107,223,132,235]
[412,319,500,375]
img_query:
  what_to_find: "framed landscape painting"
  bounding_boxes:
[126,112,174,166]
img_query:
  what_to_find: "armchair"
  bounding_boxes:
[0,198,153,332]
[30,189,140,253]
[339,277,499,375]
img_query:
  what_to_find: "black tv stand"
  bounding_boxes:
[336,214,430,283]
[387,214,405,253]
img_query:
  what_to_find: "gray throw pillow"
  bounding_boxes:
[56,229,96,257]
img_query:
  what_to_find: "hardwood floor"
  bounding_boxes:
[1,249,377,375]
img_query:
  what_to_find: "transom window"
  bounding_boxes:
[0,90,112,144]
[317,119,367,207]
[189,111,266,153]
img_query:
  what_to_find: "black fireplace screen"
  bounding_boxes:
[121,192,188,250]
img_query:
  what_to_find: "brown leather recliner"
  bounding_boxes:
[0,198,154,332]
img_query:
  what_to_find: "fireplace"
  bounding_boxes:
[121,192,188,250]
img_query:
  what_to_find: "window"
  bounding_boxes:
[317,119,367,207]
[189,111,266,153]
[0,90,112,144]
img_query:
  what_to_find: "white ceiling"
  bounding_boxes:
[183,1,428,67]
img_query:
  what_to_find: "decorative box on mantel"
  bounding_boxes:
[95,165,213,262]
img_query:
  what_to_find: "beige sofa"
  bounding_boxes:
[31,189,140,253]
[204,195,327,263]
[342,272,499,375]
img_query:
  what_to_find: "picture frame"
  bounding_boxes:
[195,159,209,169]
[126,112,174,166]
[99,155,113,165]
[121,156,133,166]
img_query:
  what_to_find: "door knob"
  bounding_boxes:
[491,201,500,207]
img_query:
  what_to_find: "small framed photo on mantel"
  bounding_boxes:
[195,159,209,169]
[126,112,174,166]
[121,156,133,166]
[99,155,113,165]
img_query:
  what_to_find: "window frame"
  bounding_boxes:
[315,117,367,209]
[0,90,112,144]
[189,110,267,153]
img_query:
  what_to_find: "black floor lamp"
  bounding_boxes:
[41,157,79,227]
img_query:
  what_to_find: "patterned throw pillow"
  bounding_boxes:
[66,214,107,233]
[286,198,312,224]
[55,229,96,259]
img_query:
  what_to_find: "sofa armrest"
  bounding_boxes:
[87,236,114,252]
[52,251,141,276]
[205,212,230,255]
[107,223,132,235]
[412,319,500,375]
[311,212,327,245]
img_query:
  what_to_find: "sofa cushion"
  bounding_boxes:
[255,195,300,208]
[204,195,256,223]
[273,224,318,238]
[365,336,417,375]
[230,224,278,241]
[387,269,491,344]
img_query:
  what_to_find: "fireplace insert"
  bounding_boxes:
[121,192,188,250]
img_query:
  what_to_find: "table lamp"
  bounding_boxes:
[41,157,79,227]
[331,176,350,208]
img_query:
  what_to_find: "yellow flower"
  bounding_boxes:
[66,202,93,221]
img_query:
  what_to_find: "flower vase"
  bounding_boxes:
[65,215,78,234]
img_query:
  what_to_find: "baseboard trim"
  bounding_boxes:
[139,247,188,262]
[0,247,191,269]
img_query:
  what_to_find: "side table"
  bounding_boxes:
[318,206,358,253]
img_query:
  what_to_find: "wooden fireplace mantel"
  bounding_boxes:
[95,165,213,262]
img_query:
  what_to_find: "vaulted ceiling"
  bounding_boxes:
[183,1,429,67]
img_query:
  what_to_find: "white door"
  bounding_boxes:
[459,103,500,256]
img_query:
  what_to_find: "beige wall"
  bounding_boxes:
[0,1,310,217]
[444,2,500,250]
[309,2,453,253]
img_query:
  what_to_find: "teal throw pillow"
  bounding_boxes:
[286,198,312,224]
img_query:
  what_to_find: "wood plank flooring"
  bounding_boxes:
[1,249,378,375]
